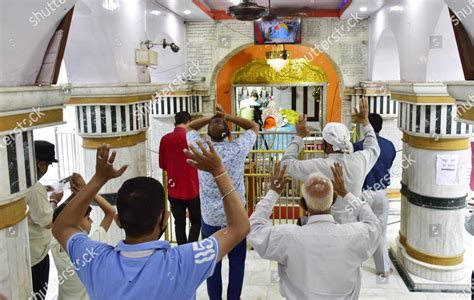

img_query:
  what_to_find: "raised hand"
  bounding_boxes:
[296,115,310,138]
[70,173,86,194]
[330,162,348,198]
[216,103,225,113]
[215,104,226,119]
[270,162,289,194]
[354,97,369,125]
[95,144,128,182]
[184,139,226,176]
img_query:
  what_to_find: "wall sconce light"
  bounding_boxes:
[140,39,180,53]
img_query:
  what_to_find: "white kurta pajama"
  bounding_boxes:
[281,124,380,224]
[248,190,383,300]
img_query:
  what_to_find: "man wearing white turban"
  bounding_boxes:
[281,98,380,223]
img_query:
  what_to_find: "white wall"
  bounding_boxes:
[145,2,187,83]
[369,0,464,82]
[371,29,400,81]
[0,0,76,86]
[149,116,174,182]
[63,0,186,84]
[426,5,464,82]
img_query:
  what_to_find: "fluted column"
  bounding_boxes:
[69,84,159,245]
[389,83,471,290]
[0,86,68,299]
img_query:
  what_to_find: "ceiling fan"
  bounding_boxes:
[227,0,311,21]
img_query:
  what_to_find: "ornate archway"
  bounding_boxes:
[210,44,344,123]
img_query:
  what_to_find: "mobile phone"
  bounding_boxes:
[59,176,71,184]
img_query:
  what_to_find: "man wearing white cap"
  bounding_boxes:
[281,98,380,223]
[248,163,382,299]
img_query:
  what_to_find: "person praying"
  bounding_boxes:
[281,98,380,224]
[248,162,383,299]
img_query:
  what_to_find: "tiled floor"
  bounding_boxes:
[45,201,473,300]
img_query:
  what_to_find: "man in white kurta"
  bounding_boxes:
[248,164,382,300]
[281,99,380,224]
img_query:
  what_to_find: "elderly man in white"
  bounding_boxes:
[281,98,380,224]
[248,163,382,300]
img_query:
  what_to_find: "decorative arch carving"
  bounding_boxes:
[232,58,328,84]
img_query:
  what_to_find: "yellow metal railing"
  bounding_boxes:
[163,131,324,243]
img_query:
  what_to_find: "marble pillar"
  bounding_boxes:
[0,86,68,299]
[389,83,471,291]
[69,84,162,245]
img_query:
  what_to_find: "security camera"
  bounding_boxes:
[168,42,180,53]
[141,39,180,53]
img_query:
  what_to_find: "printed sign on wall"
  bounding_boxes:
[436,154,459,186]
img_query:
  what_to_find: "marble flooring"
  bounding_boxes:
[44,200,474,300]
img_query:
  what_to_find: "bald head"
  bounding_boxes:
[207,116,229,142]
[302,173,333,213]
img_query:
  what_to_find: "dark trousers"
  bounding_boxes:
[31,254,50,299]
[201,222,246,300]
[169,197,201,245]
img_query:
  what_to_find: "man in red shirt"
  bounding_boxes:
[159,111,200,245]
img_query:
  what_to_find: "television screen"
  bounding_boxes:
[254,17,302,44]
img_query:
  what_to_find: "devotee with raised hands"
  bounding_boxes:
[187,104,258,300]
[248,162,383,300]
[52,142,250,299]
[281,98,380,224]
[51,172,116,300]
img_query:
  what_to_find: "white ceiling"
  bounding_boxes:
[154,0,212,21]
[202,0,345,11]
[155,0,389,21]
[340,0,387,19]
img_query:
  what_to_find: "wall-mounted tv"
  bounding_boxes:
[254,17,302,44]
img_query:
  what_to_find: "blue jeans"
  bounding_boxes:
[201,222,246,300]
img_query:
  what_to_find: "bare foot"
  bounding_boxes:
[377,268,393,278]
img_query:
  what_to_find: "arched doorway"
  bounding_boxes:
[210,44,344,123]
[371,29,401,81]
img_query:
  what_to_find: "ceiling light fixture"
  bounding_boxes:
[150,10,161,16]
[360,6,368,12]
[266,44,289,73]
[102,0,119,11]
[390,6,404,12]
[183,10,191,15]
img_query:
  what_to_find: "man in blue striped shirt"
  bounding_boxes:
[353,113,396,278]
[52,143,250,299]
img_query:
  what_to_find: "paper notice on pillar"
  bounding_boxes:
[436,155,459,186]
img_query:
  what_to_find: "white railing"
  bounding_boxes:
[55,128,84,179]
